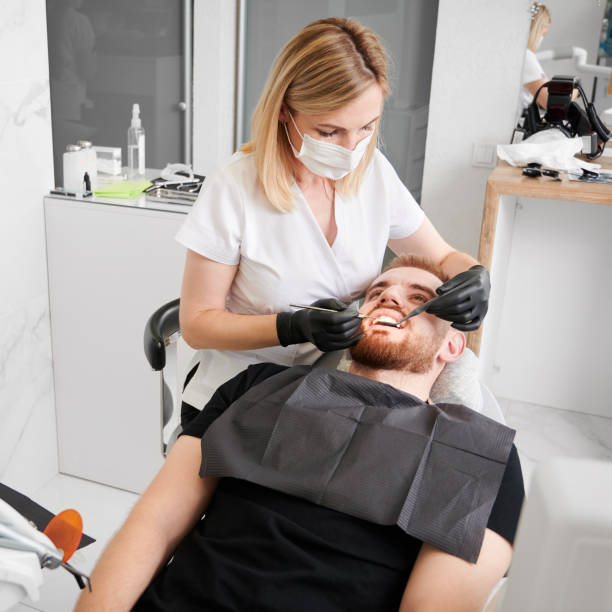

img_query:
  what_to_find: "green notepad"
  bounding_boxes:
[94,180,152,199]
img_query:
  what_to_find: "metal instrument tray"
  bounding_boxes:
[145,187,198,205]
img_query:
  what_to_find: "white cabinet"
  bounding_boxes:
[44,196,188,493]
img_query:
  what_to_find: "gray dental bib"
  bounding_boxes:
[200,366,515,563]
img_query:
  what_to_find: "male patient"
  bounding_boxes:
[76,255,524,612]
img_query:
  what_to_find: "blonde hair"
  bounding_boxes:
[527,3,551,52]
[239,17,390,212]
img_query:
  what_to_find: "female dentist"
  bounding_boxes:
[177,17,489,421]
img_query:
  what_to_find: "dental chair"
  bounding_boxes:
[144,298,181,456]
[143,299,506,456]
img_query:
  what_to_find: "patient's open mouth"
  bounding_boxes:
[370,312,405,328]
[374,315,398,325]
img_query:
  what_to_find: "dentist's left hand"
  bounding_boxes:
[276,298,364,351]
[426,265,490,331]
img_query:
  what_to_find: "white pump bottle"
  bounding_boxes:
[127,103,145,178]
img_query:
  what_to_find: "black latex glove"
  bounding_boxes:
[426,265,490,331]
[276,298,364,351]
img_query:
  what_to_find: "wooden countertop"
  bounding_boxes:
[479,159,612,212]
[468,157,612,354]
[477,159,612,270]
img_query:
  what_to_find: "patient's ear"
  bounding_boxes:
[437,329,465,364]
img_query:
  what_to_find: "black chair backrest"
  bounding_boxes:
[143,298,180,371]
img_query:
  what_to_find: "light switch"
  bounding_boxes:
[472,143,497,168]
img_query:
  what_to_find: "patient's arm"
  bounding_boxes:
[74,436,218,612]
[397,528,512,612]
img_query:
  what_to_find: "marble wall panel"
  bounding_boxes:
[0,0,57,491]
[0,78,54,316]
[0,295,57,493]
[0,0,51,83]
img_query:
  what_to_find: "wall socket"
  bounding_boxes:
[472,143,498,168]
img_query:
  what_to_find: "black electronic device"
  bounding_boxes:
[522,75,610,159]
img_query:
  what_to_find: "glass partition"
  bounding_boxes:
[46,0,190,186]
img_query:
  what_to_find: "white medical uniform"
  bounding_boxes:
[520,49,547,111]
[175,149,425,409]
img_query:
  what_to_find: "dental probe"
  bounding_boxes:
[289,304,379,320]
[377,301,431,327]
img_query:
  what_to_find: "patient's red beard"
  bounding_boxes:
[349,326,444,374]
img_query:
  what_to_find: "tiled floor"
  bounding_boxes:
[6,396,612,611]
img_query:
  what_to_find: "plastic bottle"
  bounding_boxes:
[127,103,145,179]
[62,144,86,193]
[76,140,97,191]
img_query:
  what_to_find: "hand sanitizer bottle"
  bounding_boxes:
[127,103,145,178]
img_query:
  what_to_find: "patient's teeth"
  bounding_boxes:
[375,315,397,324]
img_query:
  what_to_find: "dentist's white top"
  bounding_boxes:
[175,149,425,409]
[520,49,547,110]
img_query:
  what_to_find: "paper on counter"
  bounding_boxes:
[94,180,152,199]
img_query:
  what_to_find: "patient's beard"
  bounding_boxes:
[349,327,445,374]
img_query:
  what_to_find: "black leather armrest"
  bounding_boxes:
[143,298,180,371]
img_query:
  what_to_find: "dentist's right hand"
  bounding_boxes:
[276,298,364,351]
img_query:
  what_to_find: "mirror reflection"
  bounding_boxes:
[517,1,612,138]
[46,0,186,187]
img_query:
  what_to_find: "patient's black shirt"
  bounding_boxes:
[135,363,525,612]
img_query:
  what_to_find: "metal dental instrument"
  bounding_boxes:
[289,304,379,320]
[293,282,470,329]
[374,300,433,327]
[61,560,92,591]
[291,294,444,328]
[376,283,471,328]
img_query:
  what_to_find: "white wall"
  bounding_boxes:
[192,0,237,177]
[0,0,57,493]
[421,0,531,257]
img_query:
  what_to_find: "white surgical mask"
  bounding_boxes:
[284,111,372,180]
